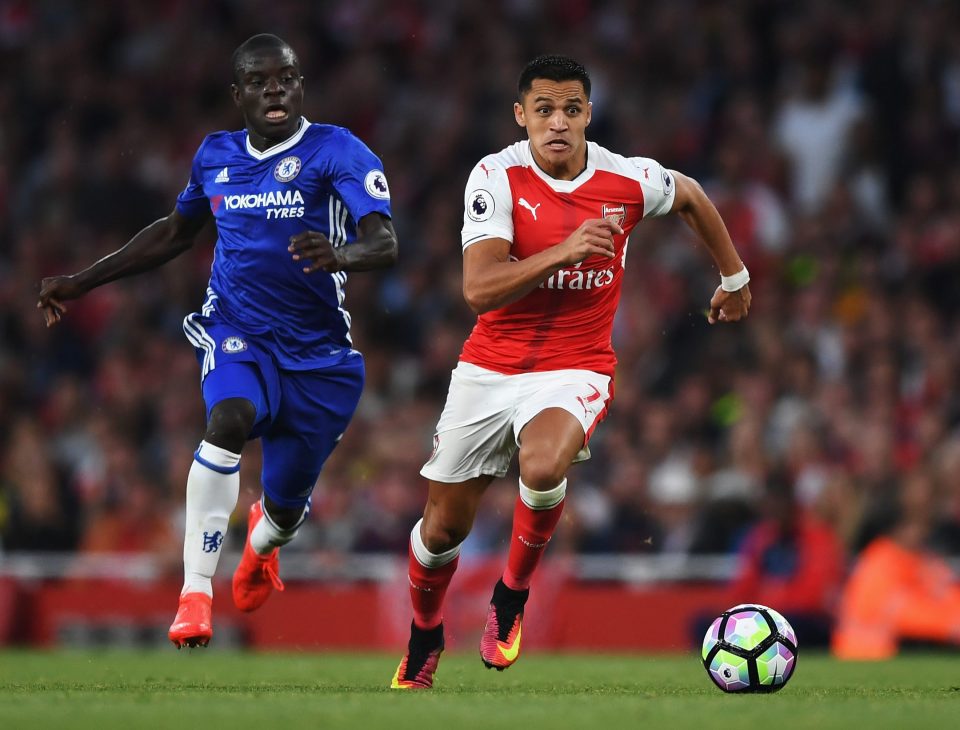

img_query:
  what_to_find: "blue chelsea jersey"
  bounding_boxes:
[175,118,392,369]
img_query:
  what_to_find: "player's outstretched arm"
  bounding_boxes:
[37,208,209,327]
[462,218,621,314]
[288,212,397,274]
[670,171,751,324]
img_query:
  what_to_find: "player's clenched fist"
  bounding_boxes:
[37,275,87,327]
[558,217,623,266]
[288,231,344,273]
[708,284,751,324]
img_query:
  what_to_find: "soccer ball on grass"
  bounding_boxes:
[701,604,798,693]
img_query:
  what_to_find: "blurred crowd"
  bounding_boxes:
[2,0,960,627]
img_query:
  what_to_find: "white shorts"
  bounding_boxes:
[420,362,612,483]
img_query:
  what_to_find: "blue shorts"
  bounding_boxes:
[184,310,364,510]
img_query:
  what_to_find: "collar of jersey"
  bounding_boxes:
[524,140,596,193]
[245,117,309,160]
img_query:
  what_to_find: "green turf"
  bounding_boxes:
[0,650,958,730]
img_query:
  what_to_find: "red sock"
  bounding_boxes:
[503,494,565,591]
[408,543,459,630]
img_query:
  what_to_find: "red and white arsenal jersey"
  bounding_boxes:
[459,140,676,378]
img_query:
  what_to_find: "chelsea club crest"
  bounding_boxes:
[222,336,248,354]
[274,156,302,182]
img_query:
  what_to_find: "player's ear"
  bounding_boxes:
[585,101,592,127]
[514,101,526,128]
[231,84,242,108]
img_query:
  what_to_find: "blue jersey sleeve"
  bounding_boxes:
[328,130,392,224]
[176,138,211,219]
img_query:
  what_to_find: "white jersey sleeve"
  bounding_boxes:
[630,156,676,218]
[461,157,514,250]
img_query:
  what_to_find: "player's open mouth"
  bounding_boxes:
[265,108,289,121]
[545,140,569,151]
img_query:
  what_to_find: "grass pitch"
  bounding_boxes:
[0,650,958,730]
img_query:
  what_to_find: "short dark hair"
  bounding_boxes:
[518,55,591,100]
[231,33,297,83]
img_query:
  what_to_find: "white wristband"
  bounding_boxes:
[720,267,750,292]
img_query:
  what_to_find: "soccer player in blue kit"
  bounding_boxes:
[36,34,398,648]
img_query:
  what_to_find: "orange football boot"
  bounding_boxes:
[479,578,529,670]
[168,592,213,648]
[391,622,444,689]
[232,500,284,612]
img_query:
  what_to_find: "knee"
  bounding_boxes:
[420,513,471,553]
[205,398,256,453]
[518,447,567,491]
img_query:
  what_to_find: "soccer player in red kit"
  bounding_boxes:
[391,55,751,688]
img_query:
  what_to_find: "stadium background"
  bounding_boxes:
[1,0,959,653]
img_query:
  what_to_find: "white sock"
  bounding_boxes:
[519,477,567,510]
[250,499,307,555]
[181,441,241,597]
[410,518,461,568]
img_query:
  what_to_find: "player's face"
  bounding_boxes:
[232,47,304,150]
[514,79,591,180]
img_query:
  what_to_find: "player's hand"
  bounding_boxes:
[708,283,751,324]
[37,275,86,328]
[288,231,344,273]
[557,217,622,266]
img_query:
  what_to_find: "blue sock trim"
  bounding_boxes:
[194,449,241,474]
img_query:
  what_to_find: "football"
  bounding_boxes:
[701,604,798,693]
